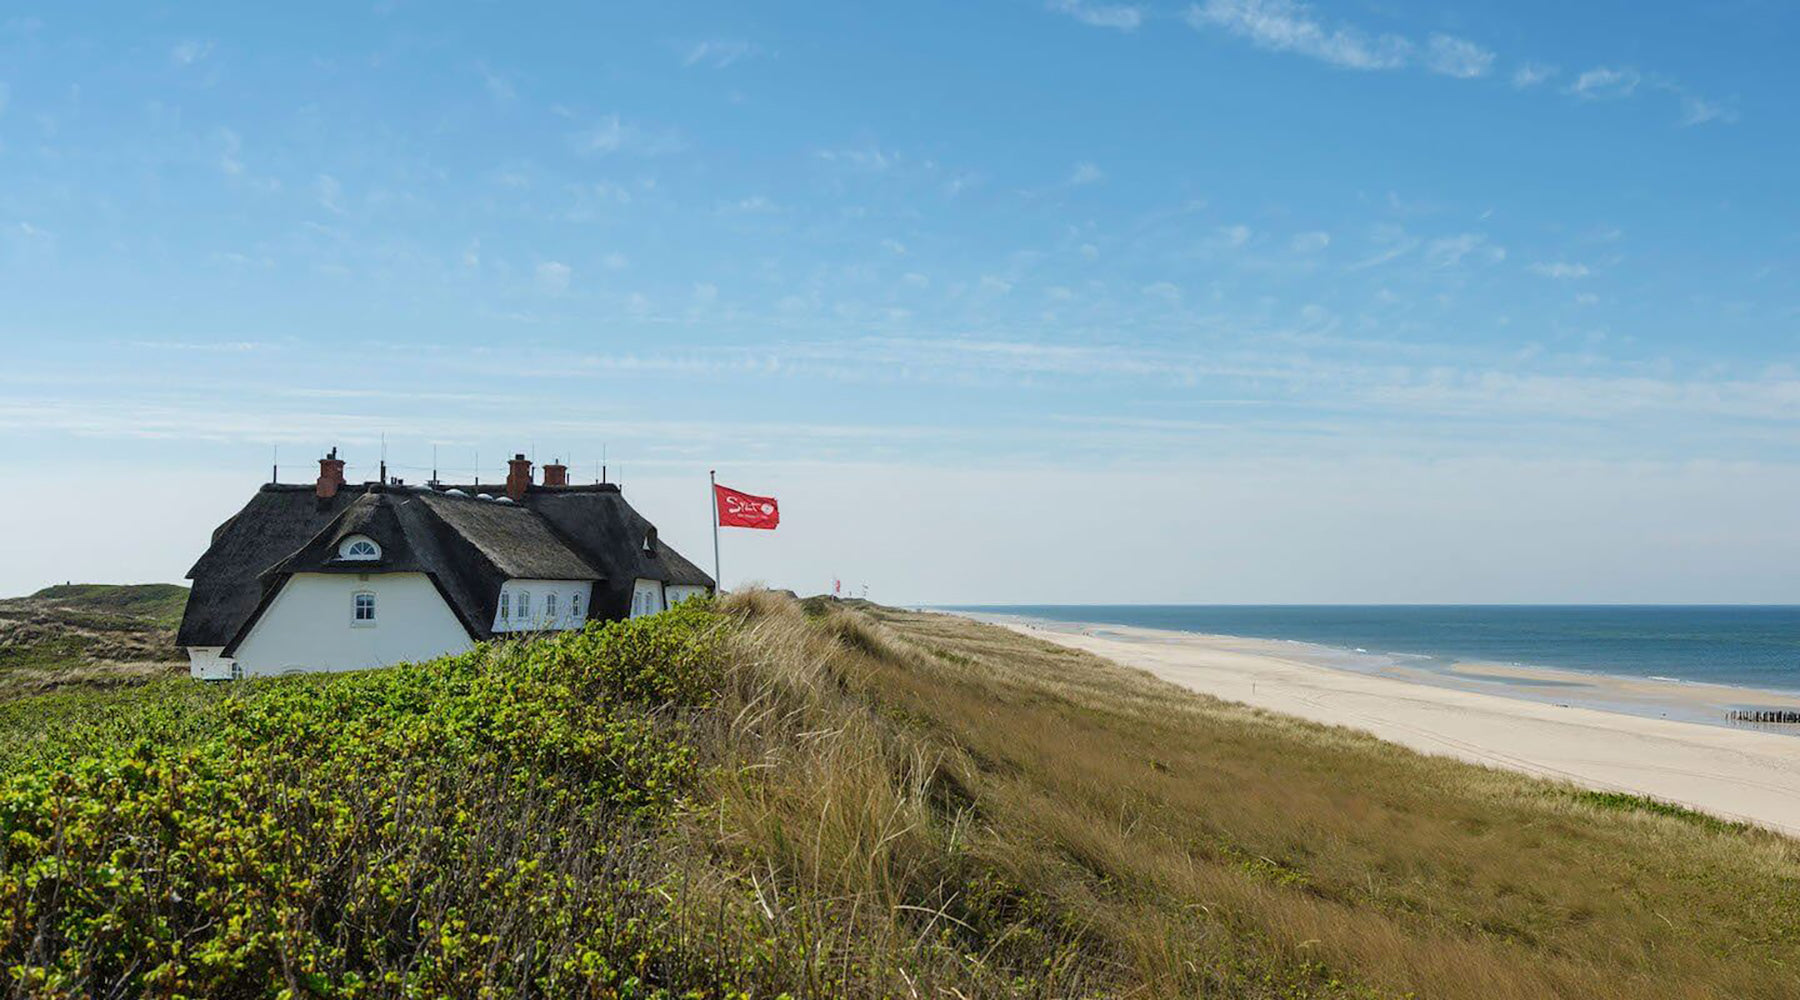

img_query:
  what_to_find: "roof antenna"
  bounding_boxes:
[601,443,607,484]
[271,444,278,484]
[431,444,439,487]
[379,432,388,485]
[473,448,480,486]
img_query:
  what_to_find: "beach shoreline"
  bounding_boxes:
[951,611,1800,837]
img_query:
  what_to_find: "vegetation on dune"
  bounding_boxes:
[0,584,188,696]
[24,584,189,626]
[0,592,1797,998]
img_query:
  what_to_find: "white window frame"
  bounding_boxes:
[339,536,382,561]
[517,590,531,624]
[351,591,377,626]
[570,592,583,621]
[546,593,558,620]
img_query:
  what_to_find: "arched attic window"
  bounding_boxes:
[339,535,381,561]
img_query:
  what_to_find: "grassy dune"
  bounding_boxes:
[0,592,1795,997]
[0,584,187,694]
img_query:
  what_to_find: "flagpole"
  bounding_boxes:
[709,469,722,594]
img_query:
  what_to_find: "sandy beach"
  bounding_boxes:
[970,615,1800,837]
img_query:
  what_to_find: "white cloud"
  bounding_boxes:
[602,251,629,270]
[978,275,1014,295]
[568,114,683,157]
[536,261,571,294]
[216,127,244,177]
[1049,0,1144,31]
[1217,223,1253,247]
[1512,61,1558,88]
[1425,233,1504,268]
[1677,93,1737,127]
[1529,261,1591,279]
[881,238,908,255]
[1567,66,1641,100]
[1291,230,1331,253]
[476,61,515,102]
[815,144,895,171]
[1142,281,1182,301]
[1424,34,1493,78]
[1187,0,1411,71]
[314,174,345,214]
[681,39,759,69]
[719,195,779,214]
[170,40,212,66]
[1069,161,1105,185]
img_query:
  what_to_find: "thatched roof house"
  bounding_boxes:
[177,451,713,680]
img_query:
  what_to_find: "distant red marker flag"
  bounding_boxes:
[714,483,780,529]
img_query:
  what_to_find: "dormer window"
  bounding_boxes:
[642,527,658,555]
[339,536,381,561]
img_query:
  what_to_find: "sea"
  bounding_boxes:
[936,605,1800,695]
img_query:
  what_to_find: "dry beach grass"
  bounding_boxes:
[725,596,1800,999]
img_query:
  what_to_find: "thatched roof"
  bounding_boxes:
[177,482,713,651]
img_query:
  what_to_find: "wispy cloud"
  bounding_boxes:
[681,39,760,69]
[1529,261,1591,279]
[170,39,213,67]
[1425,232,1504,268]
[1567,66,1641,100]
[1674,91,1738,127]
[1049,0,1144,31]
[535,260,571,294]
[1068,161,1105,185]
[314,174,345,214]
[815,144,895,171]
[1424,34,1493,79]
[567,113,684,157]
[1291,230,1331,253]
[1187,0,1411,71]
[475,60,515,102]
[1512,61,1558,89]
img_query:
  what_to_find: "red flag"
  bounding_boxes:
[714,483,780,529]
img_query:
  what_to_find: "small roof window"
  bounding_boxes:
[338,535,382,561]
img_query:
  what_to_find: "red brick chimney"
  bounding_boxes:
[505,453,533,501]
[316,448,346,499]
[542,459,568,487]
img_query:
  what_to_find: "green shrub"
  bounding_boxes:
[0,604,768,998]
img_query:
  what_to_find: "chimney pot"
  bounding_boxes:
[542,459,568,488]
[505,453,534,501]
[316,448,346,500]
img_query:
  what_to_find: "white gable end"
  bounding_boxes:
[231,572,472,677]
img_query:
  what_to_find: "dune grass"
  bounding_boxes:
[813,602,1800,999]
[0,592,1795,997]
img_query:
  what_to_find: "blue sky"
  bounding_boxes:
[2,1,1798,602]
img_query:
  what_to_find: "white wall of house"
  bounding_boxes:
[231,571,472,677]
[491,579,595,632]
[187,646,234,681]
[630,578,666,617]
[666,584,711,606]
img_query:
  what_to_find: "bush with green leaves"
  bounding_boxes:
[0,603,775,999]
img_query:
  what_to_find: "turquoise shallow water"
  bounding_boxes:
[936,606,1800,695]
